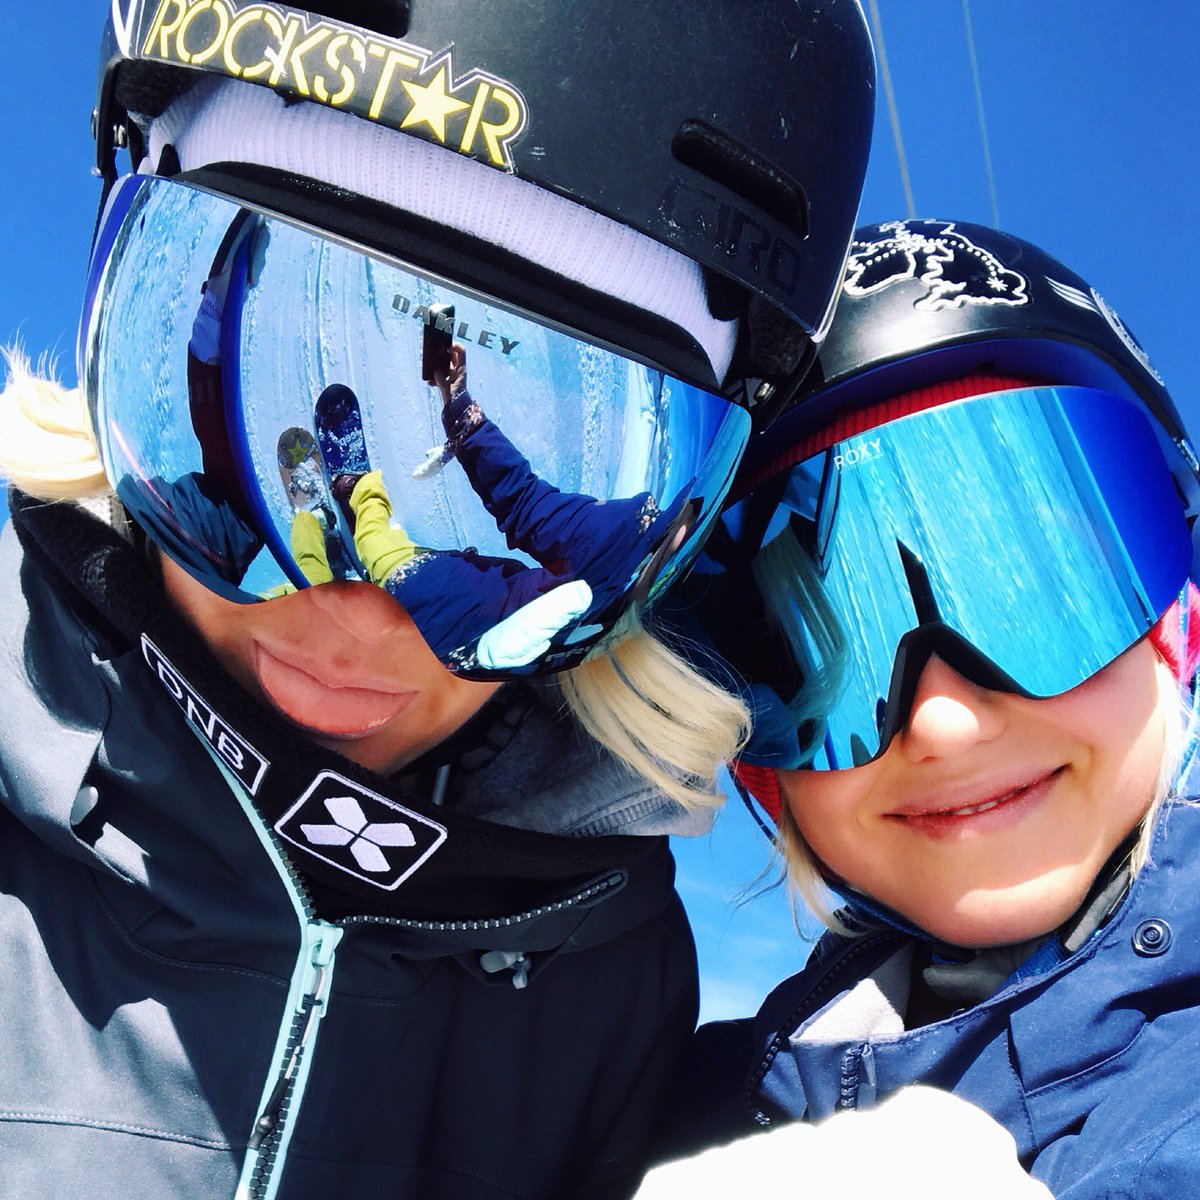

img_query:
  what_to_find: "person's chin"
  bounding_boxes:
[913,874,1088,949]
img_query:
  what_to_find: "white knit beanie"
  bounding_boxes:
[148,77,738,381]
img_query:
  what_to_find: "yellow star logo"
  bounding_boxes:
[401,66,470,143]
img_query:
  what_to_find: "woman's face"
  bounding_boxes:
[778,640,1170,948]
[162,558,500,774]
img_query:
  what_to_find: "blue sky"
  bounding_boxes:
[2,4,1197,1021]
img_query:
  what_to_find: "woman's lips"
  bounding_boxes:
[886,767,1065,839]
[251,642,414,740]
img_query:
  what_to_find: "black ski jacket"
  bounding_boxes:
[0,493,698,1199]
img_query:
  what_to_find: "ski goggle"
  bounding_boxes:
[693,385,1200,770]
[79,174,749,677]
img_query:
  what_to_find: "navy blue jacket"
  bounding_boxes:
[676,799,1200,1199]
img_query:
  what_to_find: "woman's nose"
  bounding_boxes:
[896,654,1006,763]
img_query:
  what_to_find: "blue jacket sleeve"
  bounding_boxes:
[442,389,661,582]
[118,471,263,587]
[443,390,605,569]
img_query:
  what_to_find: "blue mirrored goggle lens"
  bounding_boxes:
[720,386,1193,770]
[81,175,749,676]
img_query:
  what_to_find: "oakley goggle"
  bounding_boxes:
[695,384,1200,770]
[79,174,750,677]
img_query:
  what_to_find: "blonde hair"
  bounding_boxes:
[1132,660,1189,872]
[0,348,110,499]
[559,611,748,809]
[0,351,747,811]
[777,655,1190,935]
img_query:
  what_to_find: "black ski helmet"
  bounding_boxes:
[94,0,875,406]
[688,218,1200,789]
[742,217,1191,466]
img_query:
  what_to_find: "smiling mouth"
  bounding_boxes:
[889,767,1066,828]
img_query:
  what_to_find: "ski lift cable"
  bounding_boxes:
[866,0,917,219]
[961,0,1001,227]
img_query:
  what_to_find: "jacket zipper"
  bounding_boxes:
[239,920,343,1200]
[339,870,624,933]
[342,872,625,988]
[745,930,900,1124]
[207,757,345,1200]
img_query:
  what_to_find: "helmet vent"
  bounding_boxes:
[308,0,410,38]
[671,119,809,237]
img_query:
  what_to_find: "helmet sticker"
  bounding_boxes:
[137,0,529,170]
[113,0,138,56]
[843,220,1029,311]
[275,771,448,890]
[1046,276,1164,385]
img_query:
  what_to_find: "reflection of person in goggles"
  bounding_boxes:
[119,199,695,671]
[290,344,691,670]
[89,173,742,676]
[0,5,878,1196]
[657,221,1200,1200]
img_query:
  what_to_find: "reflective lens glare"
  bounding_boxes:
[698,386,1194,770]
[81,175,749,676]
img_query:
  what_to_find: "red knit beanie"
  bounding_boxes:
[1149,583,1200,682]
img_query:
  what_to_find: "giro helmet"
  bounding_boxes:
[96,0,876,402]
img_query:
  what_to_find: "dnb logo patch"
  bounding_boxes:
[142,634,270,795]
[844,220,1029,311]
[276,771,447,889]
[134,0,529,170]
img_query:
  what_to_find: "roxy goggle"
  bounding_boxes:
[79,173,749,677]
[699,385,1199,770]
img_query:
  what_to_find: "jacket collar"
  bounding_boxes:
[754,798,1200,1150]
[8,492,662,920]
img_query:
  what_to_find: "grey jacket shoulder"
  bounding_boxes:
[0,516,297,918]
[0,515,112,850]
[445,683,714,838]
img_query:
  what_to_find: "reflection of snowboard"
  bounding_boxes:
[276,425,357,580]
[313,384,371,576]
[314,383,371,477]
[277,427,328,514]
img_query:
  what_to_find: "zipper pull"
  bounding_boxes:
[479,949,530,989]
[247,1073,290,1151]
